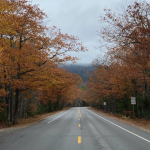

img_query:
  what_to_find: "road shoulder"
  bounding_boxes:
[88,107,150,133]
[0,107,71,135]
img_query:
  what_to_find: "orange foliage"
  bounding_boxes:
[0,0,86,121]
[87,2,150,114]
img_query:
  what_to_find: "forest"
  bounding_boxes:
[86,1,150,119]
[1,0,150,127]
[0,0,87,125]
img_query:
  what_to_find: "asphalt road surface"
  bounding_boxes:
[0,107,150,150]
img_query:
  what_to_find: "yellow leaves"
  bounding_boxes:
[0,0,87,109]
[0,88,8,97]
[0,47,3,57]
[0,0,9,12]
[49,79,57,86]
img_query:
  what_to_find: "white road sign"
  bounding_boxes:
[131,97,136,104]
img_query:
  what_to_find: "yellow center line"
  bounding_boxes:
[79,108,81,117]
[78,109,81,144]
[78,136,81,143]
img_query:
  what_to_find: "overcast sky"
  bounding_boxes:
[31,0,149,65]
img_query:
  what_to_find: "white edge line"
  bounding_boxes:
[85,108,150,143]
[47,109,72,124]
[44,111,64,119]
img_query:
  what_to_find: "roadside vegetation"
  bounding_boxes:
[86,1,150,120]
[0,107,70,129]
[1,0,150,130]
[0,0,87,126]
[89,107,150,132]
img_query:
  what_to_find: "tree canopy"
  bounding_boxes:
[0,0,86,124]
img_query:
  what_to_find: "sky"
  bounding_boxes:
[31,0,148,65]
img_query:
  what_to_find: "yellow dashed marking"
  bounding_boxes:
[78,136,81,143]
[79,108,81,117]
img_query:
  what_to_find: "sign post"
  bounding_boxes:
[104,102,106,112]
[131,97,136,121]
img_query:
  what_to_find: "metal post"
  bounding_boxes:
[133,105,135,121]
[131,97,136,122]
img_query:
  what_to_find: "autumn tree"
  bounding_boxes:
[89,1,150,118]
[0,0,87,124]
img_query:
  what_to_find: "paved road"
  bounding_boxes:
[0,107,150,150]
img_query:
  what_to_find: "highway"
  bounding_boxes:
[0,107,150,150]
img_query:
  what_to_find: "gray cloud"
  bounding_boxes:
[32,0,150,64]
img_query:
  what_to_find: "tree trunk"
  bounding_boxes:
[113,97,116,115]
[10,89,13,122]
[13,88,19,124]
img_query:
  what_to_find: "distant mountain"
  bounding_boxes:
[59,64,95,83]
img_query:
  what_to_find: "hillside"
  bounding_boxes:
[59,64,95,83]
